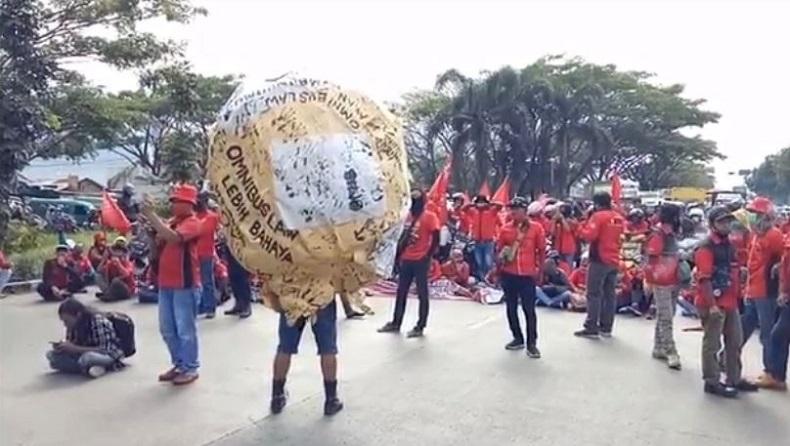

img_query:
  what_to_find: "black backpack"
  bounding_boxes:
[105,312,136,358]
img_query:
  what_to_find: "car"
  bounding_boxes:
[26,197,97,227]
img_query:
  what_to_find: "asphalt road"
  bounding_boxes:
[1,291,787,446]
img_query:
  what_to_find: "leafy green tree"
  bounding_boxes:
[747,146,790,203]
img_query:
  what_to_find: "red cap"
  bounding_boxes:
[746,196,775,216]
[170,184,198,205]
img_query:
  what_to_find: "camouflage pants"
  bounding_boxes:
[653,286,678,356]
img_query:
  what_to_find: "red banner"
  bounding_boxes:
[100,191,131,235]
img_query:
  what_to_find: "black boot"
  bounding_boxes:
[323,380,343,416]
[270,380,287,414]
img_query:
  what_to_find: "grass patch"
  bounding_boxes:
[7,230,114,282]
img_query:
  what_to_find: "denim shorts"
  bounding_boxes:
[277,300,337,355]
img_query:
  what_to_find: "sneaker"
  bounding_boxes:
[667,354,682,370]
[505,340,525,351]
[345,311,365,320]
[406,327,424,338]
[324,397,344,416]
[271,394,287,414]
[224,307,241,316]
[755,374,788,391]
[652,350,668,361]
[238,308,252,319]
[87,365,106,379]
[734,380,759,392]
[704,382,738,398]
[526,345,541,359]
[600,331,613,338]
[574,329,600,339]
[172,371,199,386]
[377,322,400,333]
[158,367,180,382]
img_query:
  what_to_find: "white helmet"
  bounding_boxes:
[688,208,704,220]
[527,202,544,216]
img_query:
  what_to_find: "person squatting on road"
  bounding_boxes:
[694,207,759,398]
[142,184,203,386]
[269,292,344,417]
[496,197,545,358]
[741,197,784,387]
[378,188,440,338]
[645,203,683,370]
[46,298,126,379]
[575,192,624,339]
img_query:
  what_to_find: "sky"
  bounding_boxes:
[76,0,790,189]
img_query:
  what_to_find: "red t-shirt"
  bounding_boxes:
[43,259,69,290]
[70,254,93,276]
[550,220,577,256]
[570,267,587,290]
[644,225,679,286]
[401,210,440,261]
[158,215,202,289]
[496,221,546,277]
[101,258,136,294]
[0,251,11,269]
[196,210,219,259]
[579,210,625,267]
[694,234,740,311]
[88,245,106,269]
[441,259,471,286]
[745,227,784,299]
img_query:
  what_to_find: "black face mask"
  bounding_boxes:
[411,196,425,215]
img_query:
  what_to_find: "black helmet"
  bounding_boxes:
[707,206,735,226]
[507,196,529,209]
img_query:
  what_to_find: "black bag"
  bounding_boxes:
[105,312,136,358]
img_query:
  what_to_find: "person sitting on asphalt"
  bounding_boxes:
[96,238,135,302]
[46,298,126,378]
[694,206,759,398]
[37,245,80,302]
[70,243,95,288]
[441,249,472,288]
[536,253,575,309]
[88,232,108,270]
[0,249,13,298]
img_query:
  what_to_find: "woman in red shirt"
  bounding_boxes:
[496,197,546,358]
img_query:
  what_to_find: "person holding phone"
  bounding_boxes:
[46,298,125,378]
[96,238,135,302]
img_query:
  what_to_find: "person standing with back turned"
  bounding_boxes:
[141,184,203,386]
[575,192,624,339]
[378,188,440,338]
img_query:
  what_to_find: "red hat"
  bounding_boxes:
[170,184,198,205]
[746,196,775,216]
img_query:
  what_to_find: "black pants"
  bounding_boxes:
[393,259,430,329]
[227,252,252,311]
[501,273,537,346]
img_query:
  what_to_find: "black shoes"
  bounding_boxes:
[345,311,365,320]
[574,329,600,339]
[526,345,541,359]
[505,340,525,351]
[238,308,252,319]
[406,327,424,338]
[734,380,760,392]
[270,394,287,414]
[324,398,344,416]
[377,322,400,333]
[224,307,241,316]
[704,382,738,399]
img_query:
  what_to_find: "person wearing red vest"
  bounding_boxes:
[96,240,135,302]
[142,184,203,386]
[762,237,790,390]
[694,207,758,398]
[450,193,471,236]
[644,203,682,370]
[196,191,221,318]
[464,195,502,281]
[740,197,784,387]
[496,197,546,358]
[574,192,624,339]
[379,189,440,338]
[441,249,471,287]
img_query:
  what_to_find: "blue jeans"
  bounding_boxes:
[473,241,494,280]
[741,298,778,372]
[535,287,572,308]
[769,305,790,381]
[278,301,338,355]
[159,287,200,373]
[46,350,116,375]
[0,268,12,292]
[198,257,216,314]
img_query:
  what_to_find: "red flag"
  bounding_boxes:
[100,191,131,235]
[610,174,622,207]
[428,160,452,225]
[478,180,491,198]
[491,177,511,205]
